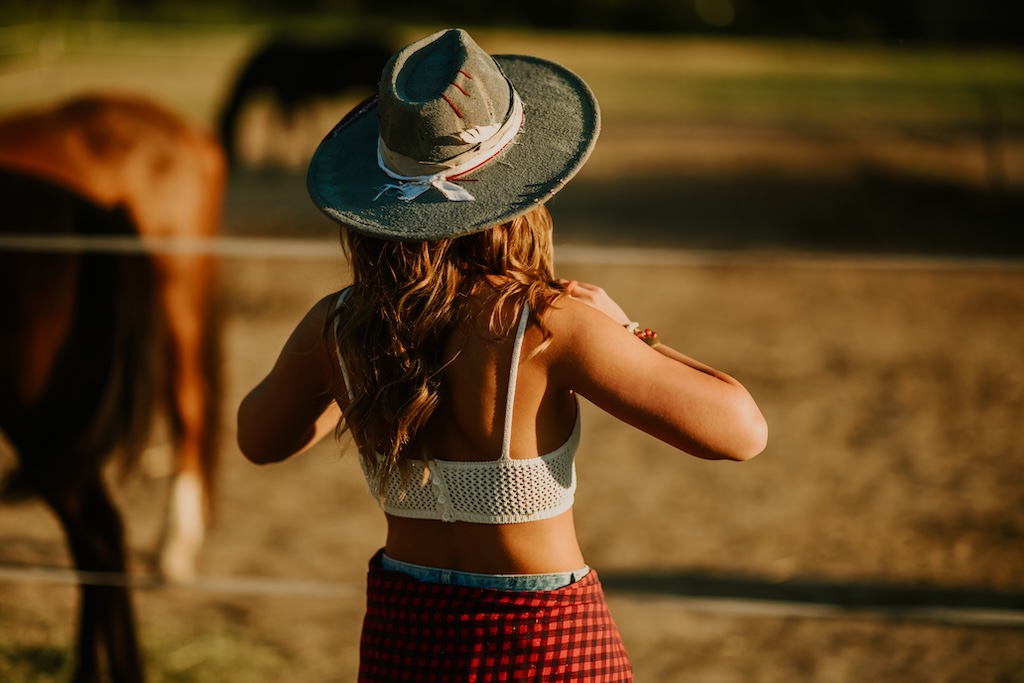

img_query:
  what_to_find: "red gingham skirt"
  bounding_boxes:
[359,550,633,682]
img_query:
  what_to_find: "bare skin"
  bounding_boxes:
[238,278,767,574]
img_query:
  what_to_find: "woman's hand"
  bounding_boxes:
[560,280,631,326]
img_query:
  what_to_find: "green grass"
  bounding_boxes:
[0,629,290,683]
[144,629,290,683]
[0,19,1021,132]
[467,30,1024,129]
[0,643,69,683]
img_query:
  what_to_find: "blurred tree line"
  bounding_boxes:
[338,0,1023,46]
[5,0,1023,47]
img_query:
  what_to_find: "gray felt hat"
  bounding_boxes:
[307,28,600,241]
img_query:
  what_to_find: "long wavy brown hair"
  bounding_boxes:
[330,204,566,489]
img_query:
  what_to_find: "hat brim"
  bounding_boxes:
[307,54,600,241]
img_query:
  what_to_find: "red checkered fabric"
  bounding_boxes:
[359,550,633,682]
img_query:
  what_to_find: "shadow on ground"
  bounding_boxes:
[226,168,1024,259]
[553,172,1024,257]
[600,569,1024,615]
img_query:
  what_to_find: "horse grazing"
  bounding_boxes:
[0,94,225,682]
[217,35,393,168]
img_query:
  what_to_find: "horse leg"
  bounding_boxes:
[155,252,221,583]
[43,475,146,683]
[159,457,205,583]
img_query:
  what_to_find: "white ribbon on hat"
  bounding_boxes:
[374,92,524,203]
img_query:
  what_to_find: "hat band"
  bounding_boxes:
[374,91,524,203]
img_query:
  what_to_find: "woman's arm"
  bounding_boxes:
[547,281,767,461]
[237,294,342,464]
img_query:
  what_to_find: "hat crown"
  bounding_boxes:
[378,29,513,165]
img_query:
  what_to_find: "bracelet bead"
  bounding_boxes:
[638,328,659,346]
[625,322,659,346]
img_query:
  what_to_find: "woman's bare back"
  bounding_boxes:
[347,295,585,573]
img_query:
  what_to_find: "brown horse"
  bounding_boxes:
[0,94,225,682]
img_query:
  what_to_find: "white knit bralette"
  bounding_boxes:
[334,288,579,524]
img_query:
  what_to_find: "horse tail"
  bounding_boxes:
[0,172,164,497]
[73,201,164,481]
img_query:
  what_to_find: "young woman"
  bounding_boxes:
[238,28,767,682]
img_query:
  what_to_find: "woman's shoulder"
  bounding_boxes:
[318,286,356,314]
[291,288,352,345]
[311,289,344,317]
[535,295,624,347]
[532,294,662,393]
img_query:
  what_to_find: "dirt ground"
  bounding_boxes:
[2,162,1024,681]
[1,26,1024,679]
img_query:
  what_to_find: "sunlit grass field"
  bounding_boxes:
[1,19,1022,133]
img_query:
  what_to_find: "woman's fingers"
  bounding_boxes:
[558,280,630,325]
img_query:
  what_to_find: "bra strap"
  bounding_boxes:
[500,304,531,460]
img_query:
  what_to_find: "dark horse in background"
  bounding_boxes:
[217,35,393,169]
[0,94,225,682]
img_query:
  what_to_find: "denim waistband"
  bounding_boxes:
[381,553,590,591]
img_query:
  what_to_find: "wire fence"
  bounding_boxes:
[1,562,1022,629]
[2,233,1024,272]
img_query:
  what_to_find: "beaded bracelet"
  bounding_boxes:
[624,321,659,346]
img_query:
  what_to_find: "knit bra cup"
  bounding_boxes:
[334,288,579,524]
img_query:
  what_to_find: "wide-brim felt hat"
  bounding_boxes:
[307,28,600,241]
